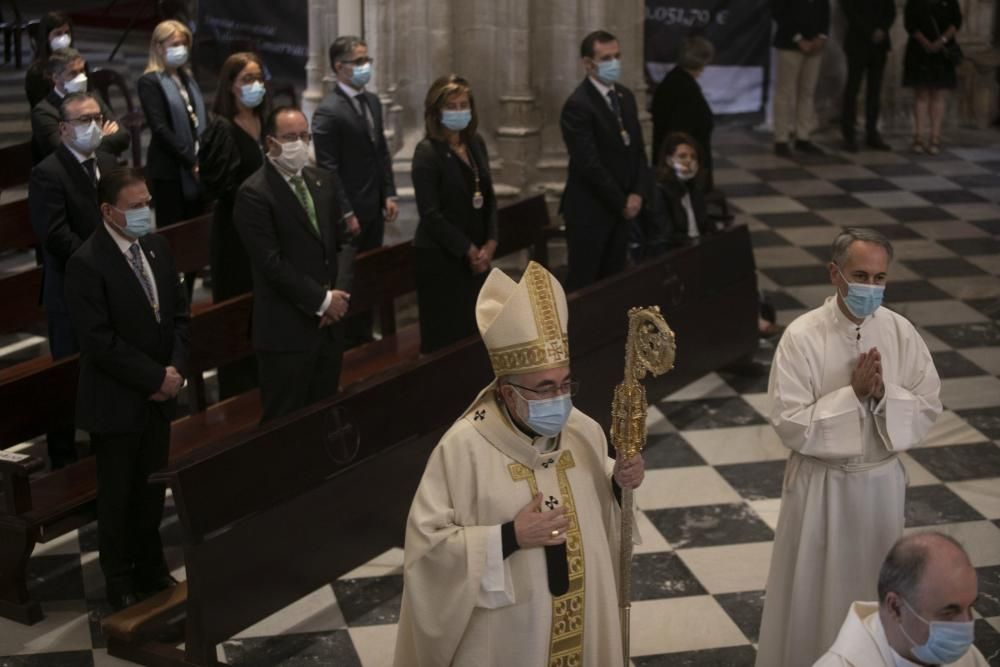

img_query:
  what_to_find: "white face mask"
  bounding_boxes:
[63,72,88,94]
[71,120,103,154]
[50,34,72,51]
[672,159,698,182]
[272,139,309,174]
[164,44,189,67]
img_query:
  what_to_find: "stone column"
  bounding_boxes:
[302,0,335,120]
[494,0,540,200]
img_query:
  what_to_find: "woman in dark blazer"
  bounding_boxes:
[903,0,962,154]
[25,12,74,109]
[653,132,713,252]
[651,36,716,191]
[412,74,498,355]
[137,19,207,230]
[198,51,268,399]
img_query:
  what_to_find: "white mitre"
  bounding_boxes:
[475,261,570,377]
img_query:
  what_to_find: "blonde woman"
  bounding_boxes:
[137,19,207,230]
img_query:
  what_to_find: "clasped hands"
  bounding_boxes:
[320,289,351,327]
[150,365,184,401]
[511,453,645,550]
[467,240,498,275]
[853,346,885,402]
[797,36,827,54]
[623,194,642,221]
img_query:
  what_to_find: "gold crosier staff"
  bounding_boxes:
[610,306,676,665]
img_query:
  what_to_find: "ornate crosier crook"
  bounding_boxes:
[610,306,676,665]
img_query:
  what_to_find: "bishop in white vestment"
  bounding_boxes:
[394,262,642,667]
[756,229,942,667]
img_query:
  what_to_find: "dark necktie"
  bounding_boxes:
[127,244,160,322]
[82,158,97,187]
[355,93,377,143]
[607,89,621,116]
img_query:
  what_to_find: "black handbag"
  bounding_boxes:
[931,13,964,66]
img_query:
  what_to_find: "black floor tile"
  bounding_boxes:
[633,645,757,667]
[715,461,788,500]
[755,212,831,228]
[763,290,806,310]
[925,322,1000,348]
[973,619,1000,666]
[715,590,766,644]
[904,484,985,527]
[26,554,85,602]
[883,206,956,222]
[971,219,1000,236]
[790,152,850,166]
[331,574,403,626]
[722,182,781,198]
[751,167,816,181]
[222,629,362,667]
[871,224,923,240]
[930,351,990,379]
[950,174,1000,189]
[918,189,989,205]
[750,230,793,248]
[833,178,900,193]
[644,432,708,469]
[718,364,772,395]
[978,161,1000,173]
[939,237,1000,256]
[900,257,988,278]
[964,298,1000,319]
[954,407,1000,440]
[801,245,831,262]
[795,194,867,210]
[761,265,829,287]
[0,652,96,667]
[657,397,767,431]
[868,163,934,177]
[629,551,707,601]
[974,565,1000,617]
[646,503,775,549]
[883,280,953,303]
[908,442,1000,481]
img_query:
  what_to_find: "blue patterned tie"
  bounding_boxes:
[127,243,160,322]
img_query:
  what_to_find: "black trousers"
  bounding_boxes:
[91,406,171,597]
[565,216,630,292]
[256,326,345,423]
[339,214,385,347]
[150,178,205,299]
[47,310,80,468]
[841,44,889,141]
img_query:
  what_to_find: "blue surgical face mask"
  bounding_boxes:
[164,45,188,68]
[239,81,266,108]
[836,265,884,318]
[350,62,372,88]
[441,109,472,132]
[116,206,154,237]
[596,58,621,83]
[899,596,975,665]
[512,387,573,438]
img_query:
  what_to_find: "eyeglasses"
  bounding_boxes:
[508,380,580,400]
[276,132,312,143]
[64,114,104,126]
[340,56,373,66]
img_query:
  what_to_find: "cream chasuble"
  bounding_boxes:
[393,382,635,667]
[756,297,942,667]
[813,602,989,667]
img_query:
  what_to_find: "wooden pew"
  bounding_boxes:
[0,198,34,254]
[0,141,32,193]
[100,224,760,665]
[0,266,43,335]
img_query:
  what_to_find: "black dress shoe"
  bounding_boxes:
[108,591,139,612]
[794,140,824,155]
[774,142,792,157]
[843,137,859,153]
[866,135,892,151]
[136,573,178,599]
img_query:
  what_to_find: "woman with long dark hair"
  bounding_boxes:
[25,11,74,108]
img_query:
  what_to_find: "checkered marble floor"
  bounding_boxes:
[2,127,1000,666]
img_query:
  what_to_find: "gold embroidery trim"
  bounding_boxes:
[489,262,569,376]
[507,451,584,666]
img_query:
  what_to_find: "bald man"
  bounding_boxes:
[815,532,988,666]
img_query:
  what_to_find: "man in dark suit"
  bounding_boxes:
[65,168,189,610]
[840,0,896,152]
[560,29,652,292]
[235,107,349,422]
[28,92,119,468]
[312,35,398,345]
[30,48,129,164]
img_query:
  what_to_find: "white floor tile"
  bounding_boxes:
[0,600,92,655]
[683,424,788,466]
[947,479,1000,520]
[232,585,346,638]
[637,467,743,510]
[903,521,1000,567]
[930,275,1000,301]
[629,596,750,656]
[676,541,773,594]
[748,498,783,532]
[890,239,957,260]
[662,373,738,402]
[940,376,1000,411]
[340,548,405,580]
[730,196,808,215]
[753,246,824,269]
[776,226,839,246]
[769,180,845,197]
[805,164,878,180]
[958,348,1000,376]
[888,176,962,191]
[349,624,398,667]
[853,191,931,209]
[918,410,991,448]
[816,208,898,225]
[941,203,1000,221]
[899,453,940,486]
[908,220,991,240]
[741,393,771,420]
[633,509,673,554]
[890,300,989,326]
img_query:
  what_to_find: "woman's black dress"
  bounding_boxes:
[902,0,963,89]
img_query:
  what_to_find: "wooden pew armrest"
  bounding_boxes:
[0,450,45,515]
[103,581,188,641]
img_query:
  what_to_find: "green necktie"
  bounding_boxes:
[289,175,319,234]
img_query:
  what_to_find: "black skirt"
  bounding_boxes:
[415,247,487,355]
[902,38,958,89]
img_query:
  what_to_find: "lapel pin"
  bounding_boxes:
[150,250,156,259]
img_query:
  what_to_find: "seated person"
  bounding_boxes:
[648,131,714,253]
[815,531,987,667]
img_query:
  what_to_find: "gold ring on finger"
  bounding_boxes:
[551,530,559,537]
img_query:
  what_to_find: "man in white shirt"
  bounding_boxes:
[815,532,988,666]
[756,227,943,667]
